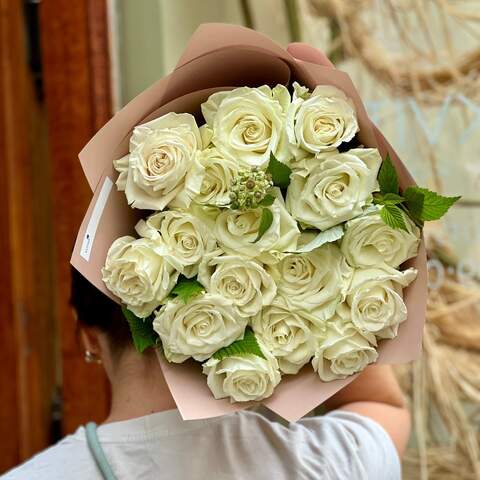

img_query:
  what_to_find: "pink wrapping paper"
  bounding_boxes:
[71,23,427,422]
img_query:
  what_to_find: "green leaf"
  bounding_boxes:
[378,153,399,194]
[379,204,409,232]
[383,193,405,204]
[266,152,292,189]
[403,187,425,223]
[404,186,460,221]
[373,192,405,205]
[122,307,158,353]
[171,276,204,303]
[258,193,275,207]
[212,328,266,361]
[254,207,273,243]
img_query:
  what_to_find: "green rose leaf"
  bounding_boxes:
[383,193,405,204]
[171,276,205,303]
[373,192,405,205]
[378,153,399,195]
[266,152,292,189]
[403,186,425,225]
[379,204,409,232]
[122,307,158,353]
[254,207,274,243]
[404,186,460,221]
[212,328,266,361]
[258,193,276,207]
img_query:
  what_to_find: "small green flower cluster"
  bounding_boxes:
[229,167,273,210]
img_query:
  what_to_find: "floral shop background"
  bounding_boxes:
[0,0,478,477]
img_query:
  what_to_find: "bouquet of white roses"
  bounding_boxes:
[72,24,459,419]
[100,81,458,404]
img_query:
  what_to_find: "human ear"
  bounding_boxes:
[80,327,103,364]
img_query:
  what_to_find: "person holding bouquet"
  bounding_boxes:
[2,44,410,480]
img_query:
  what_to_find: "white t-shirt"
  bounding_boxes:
[2,409,400,479]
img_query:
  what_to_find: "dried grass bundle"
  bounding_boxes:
[309,0,480,101]
[395,238,480,479]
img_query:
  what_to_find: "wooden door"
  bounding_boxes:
[2,1,117,472]
[0,0,56,470]
[39,0,113,435]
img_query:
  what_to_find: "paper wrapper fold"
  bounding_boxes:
[71,23,427,422]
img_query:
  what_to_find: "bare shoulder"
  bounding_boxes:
[1,429,99,480]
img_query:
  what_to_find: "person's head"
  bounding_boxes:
[70,267,136,377]
[70,267,176,418]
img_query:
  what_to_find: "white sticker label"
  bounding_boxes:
[80,177,113,261]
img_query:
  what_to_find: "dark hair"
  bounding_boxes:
[70,267,132,356]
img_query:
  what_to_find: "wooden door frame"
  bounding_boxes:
[0,3,23,467]
[40,0,112,435]
[0,0,56,470]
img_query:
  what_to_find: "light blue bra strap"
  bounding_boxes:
[85,422,118,480]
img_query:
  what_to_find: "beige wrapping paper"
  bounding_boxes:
[71,23,427,422]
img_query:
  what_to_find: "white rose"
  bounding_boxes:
[198,255,276,318]
[214,189,300,260]
[312,321,378,381]
[345,266,417,339]
[187,203,222,231]
[286,82,359,159]
[268,243,352,321]
[101,236,178,318]
[195,147,239,206]
[153,294,247,363]
[135,210,217,278]
[201,85,290,167]
[329,302,378,343]
[202,340,281,402]
[114,112,204,211]
[251,294,317,374]
[286,148,382,230]
[341,210,420,268]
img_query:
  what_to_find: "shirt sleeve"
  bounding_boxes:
[0,433,101,480]
[296,410,401,480]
